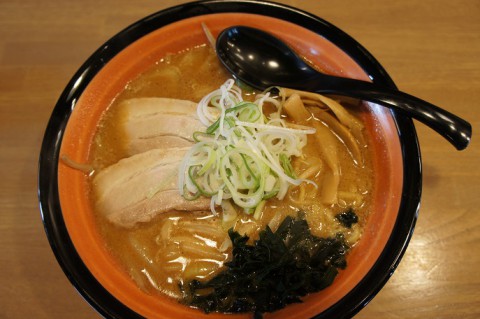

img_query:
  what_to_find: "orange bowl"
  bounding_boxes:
[39,1,421,318]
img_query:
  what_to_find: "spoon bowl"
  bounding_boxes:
[216,26,472,150]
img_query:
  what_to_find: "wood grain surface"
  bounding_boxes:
[0,0,478,318]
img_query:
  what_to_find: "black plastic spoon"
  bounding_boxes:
[216,26,471,150]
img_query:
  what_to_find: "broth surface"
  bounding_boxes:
[89,44,374,299]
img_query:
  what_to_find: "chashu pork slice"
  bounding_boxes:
[118,97,206,156]
[92,146,210,228]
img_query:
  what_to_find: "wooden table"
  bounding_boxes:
[1,0,478,318]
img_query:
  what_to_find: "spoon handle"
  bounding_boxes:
[310,76,472,150]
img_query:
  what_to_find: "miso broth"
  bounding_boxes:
[88,44,374,301]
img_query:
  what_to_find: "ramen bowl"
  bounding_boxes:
[38,1,421,318]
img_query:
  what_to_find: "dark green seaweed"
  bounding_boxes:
[181,213,349,317]
[335,208,359,229]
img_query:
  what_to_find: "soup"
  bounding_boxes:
[85,44,374,314]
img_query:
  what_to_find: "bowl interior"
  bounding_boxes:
[57,12,403,319]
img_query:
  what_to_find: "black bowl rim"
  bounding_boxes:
[38,1,421,318]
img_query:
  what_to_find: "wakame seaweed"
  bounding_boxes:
[181,213,349,317]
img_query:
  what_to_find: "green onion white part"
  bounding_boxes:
[179,80,317,215]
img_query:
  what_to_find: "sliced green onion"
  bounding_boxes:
[206,119,220,134]
[280,153,296,179]
[240,153,260,187]
[193,131,215,143]
[188,166,217,196]
[180,80,317,216]
[182,185,201,201]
